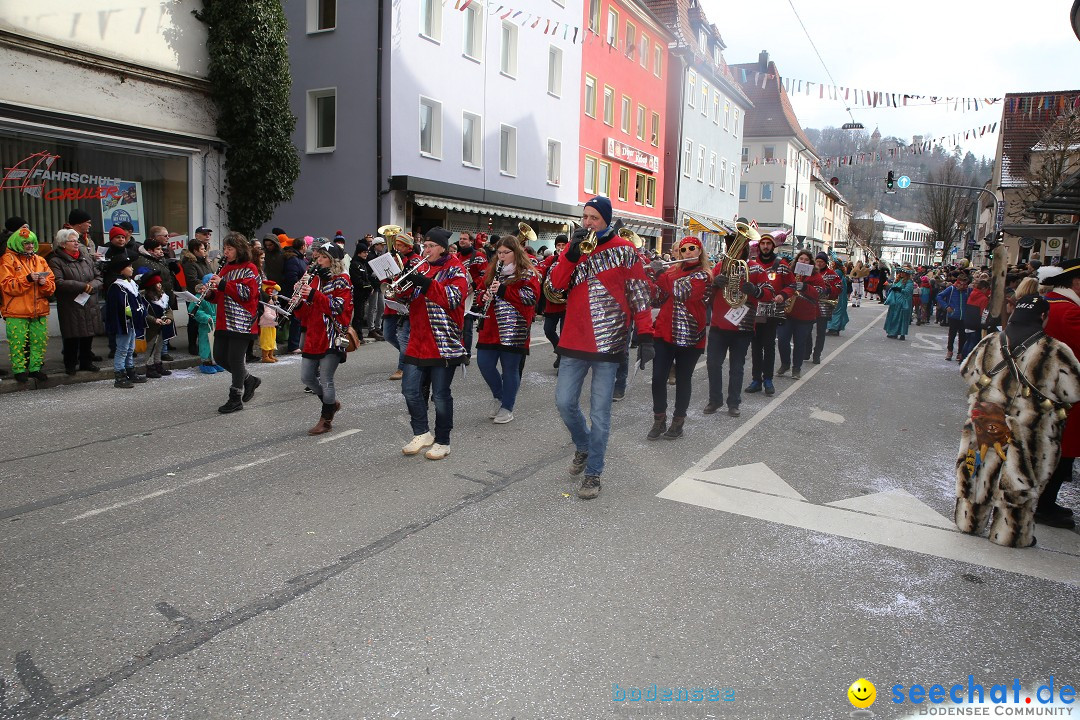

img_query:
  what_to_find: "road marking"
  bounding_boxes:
[690,462,806,500]
[659,467,1080,586]
[62,453,290,524]
[826,488,955,530]
[809,407,845,424]
[912,332,942,351]
[687,309,888,475]
[317,429,362,444]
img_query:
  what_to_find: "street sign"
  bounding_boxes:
[1048,237,1063,252]
[994,201,1005,231]
[896,175,911,189]
[934,240,944,250]
[1018,236,1035,249]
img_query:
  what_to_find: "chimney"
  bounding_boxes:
[758,50,769,72]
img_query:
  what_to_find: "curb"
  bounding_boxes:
[0,357,204,395]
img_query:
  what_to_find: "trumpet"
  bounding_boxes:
[386,251,431,299]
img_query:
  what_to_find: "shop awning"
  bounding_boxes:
[413,193,576,226]
[1001,223,1079,238]
[1027,169,1080,216]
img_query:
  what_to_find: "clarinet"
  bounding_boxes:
[476,261,504,331]
[194,256,226,304]
[283,260,318,315]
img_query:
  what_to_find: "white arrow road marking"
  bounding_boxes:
[688,462,806,500]
[826,488,955,530]
[809,407,845,424]
[658,467,1080,586]
[912,333,942,351]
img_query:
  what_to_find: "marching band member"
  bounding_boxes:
[208,233,261,414]
[295,242,354,435]
[456,231,489,364]
[776,249,824,380]
[550,196,654,499]
[399,227,469,460]
[475,237,541,424]
[809,252,842,364]
[536,234,568,368]
[703,233,774,418]
[383,234,420,381]
[746,233,792,397]
[648,237,713,440]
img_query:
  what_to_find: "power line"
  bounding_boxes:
[784,0,858,125]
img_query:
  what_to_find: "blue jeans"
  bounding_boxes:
[555,356,618,477]
[402,363,455,444]
[382,315,408,371]
[114,328,135,372]
[300,352,342,405]
[776,319,813,371]
[615,351,630,394]
[706,329,752,409]
[463,314,476,358]
[477,348,524,411]
[543,313,564,347]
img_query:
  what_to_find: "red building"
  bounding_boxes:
[580,0,675,247]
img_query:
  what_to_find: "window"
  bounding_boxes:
[620,96,631,134]
[650,112,660,146]
[761,182,774,201]
[625,22,636,58]
[306,88,336,152]
[598,161,611,197]
[500,21,518,76]
[463,3,483,60]
[682,139,692,177]
[763,145,775,161]
[698,30,708,50]
[741,146,749,163]
[462,112,482,167]
[733,109,740,135]
[719,158,727,191]
[547,46,563,97]
[500,124,517,175]
[419,96,442,158]
[606,8,619,47]
[708,152,717,187]
[739,182,747,201]
[420,0,441,42]
[639,36,649,69]
[687,71,696,108]
[618,167,629,201]
[653,46,662,77]
[636,104,646,141]
[307,0,336,32]
[584,156,597,194]
[588,0,600,32]
[697,146,706,181]
[635,173,646,204]
[700,83,709,116]
[584,75,597,117]
[714,45,722,66]
[723,100,730,131]
[547,140,561,185]
[603,85,614,126]
[646,176,656,207]
[712,93,720,124]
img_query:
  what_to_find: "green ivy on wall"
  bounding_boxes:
[195,0,300,237]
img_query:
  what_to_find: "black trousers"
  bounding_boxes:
[946,318,964,352]
[808,316,829,360]
[652,339,702,417]
[543,313,564,348]
[750,319,779,382]
[1038,456,1074,512]
[187,320,199,355]
[213,330,254,391]
[61,335,94,369]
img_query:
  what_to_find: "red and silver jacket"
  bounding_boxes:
[295,271,354,356]
[211,260,259,334]
[817,268,842,318]
[549,225,654,363]
[536,253,566,315]
[382,249,420,317]
[403,254,469,366]
[1044,290,1080,456]
[709,259,775,333]
[653,261,713,349]
[476,269,541,354]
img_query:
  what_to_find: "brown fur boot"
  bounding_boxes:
[261,349,273,363]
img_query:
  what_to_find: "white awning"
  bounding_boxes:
[414,194,576,226]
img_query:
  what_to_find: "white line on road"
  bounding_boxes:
[688,309,888,475]
[317,429,362,444]
[62,453,291,524]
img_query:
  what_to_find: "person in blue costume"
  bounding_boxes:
[826,259,850,335]
[884,265,915,340]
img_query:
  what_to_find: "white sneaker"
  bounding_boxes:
[402,432,435,455]
[489,398,501,419]
[493,407,514,424]
[425,443,450,460]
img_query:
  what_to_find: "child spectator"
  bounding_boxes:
[260,279,281,362]
[189,273,223,374]
[141,271,175,378]
[104,257,147,388]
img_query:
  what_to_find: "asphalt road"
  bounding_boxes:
[1,304,1078,720]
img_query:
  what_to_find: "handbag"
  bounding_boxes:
[344,325,362,352]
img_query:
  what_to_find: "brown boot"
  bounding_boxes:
[261,349,273,363]
[308,403,337,435]
[268,348,278,362]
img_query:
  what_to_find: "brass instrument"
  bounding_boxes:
[577,229,598,256]
[516,222,537,245]
[377,223,412,248]
[542,222,575,305]
[619,227,644,249]
[386,251,431,300]
[719,221,758,308]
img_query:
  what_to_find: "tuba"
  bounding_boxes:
[619,227,644,249]
[720,221,759,307]
[516,222,537,245]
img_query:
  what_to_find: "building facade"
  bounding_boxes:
[580,0,674,248]
[0,1,226,253]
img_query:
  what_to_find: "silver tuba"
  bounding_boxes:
[720,221,759,308]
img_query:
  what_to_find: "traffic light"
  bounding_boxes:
[886,171,895,190]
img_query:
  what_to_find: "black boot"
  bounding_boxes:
[114,371,134,389]
[664,416,685,439]
[156,362,173,376]
[218,388,244,414]
[145,364,162,379]
[647,413,667,440]
[127,367,148,384]
[242,374,262,402]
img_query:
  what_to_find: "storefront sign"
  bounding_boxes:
[2,150,125,201]
[604,138,660,173]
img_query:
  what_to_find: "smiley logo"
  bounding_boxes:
[848,678,876,708]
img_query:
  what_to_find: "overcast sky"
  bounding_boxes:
[701,0,1080,161]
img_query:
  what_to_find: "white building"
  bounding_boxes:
[856,212,935,267]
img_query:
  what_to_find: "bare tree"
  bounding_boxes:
[849,208,885,260]
[1021,111,1080,222]
[920,157,971,263]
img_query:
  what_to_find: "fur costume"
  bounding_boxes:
[955,327,1080,547]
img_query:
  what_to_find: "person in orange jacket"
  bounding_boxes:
[0,226,56,383]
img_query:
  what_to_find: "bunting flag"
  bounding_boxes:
[744,70,1010,110]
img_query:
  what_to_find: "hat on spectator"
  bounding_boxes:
[118,221,135,233]
[67,208,92,225]
[141,272,163,287]
[143,238,163,251]
[195,226,213,235]
[4,216,28,233]
[356,240,370,253]
[109,226,129,241]
[1038,258,1080,287]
